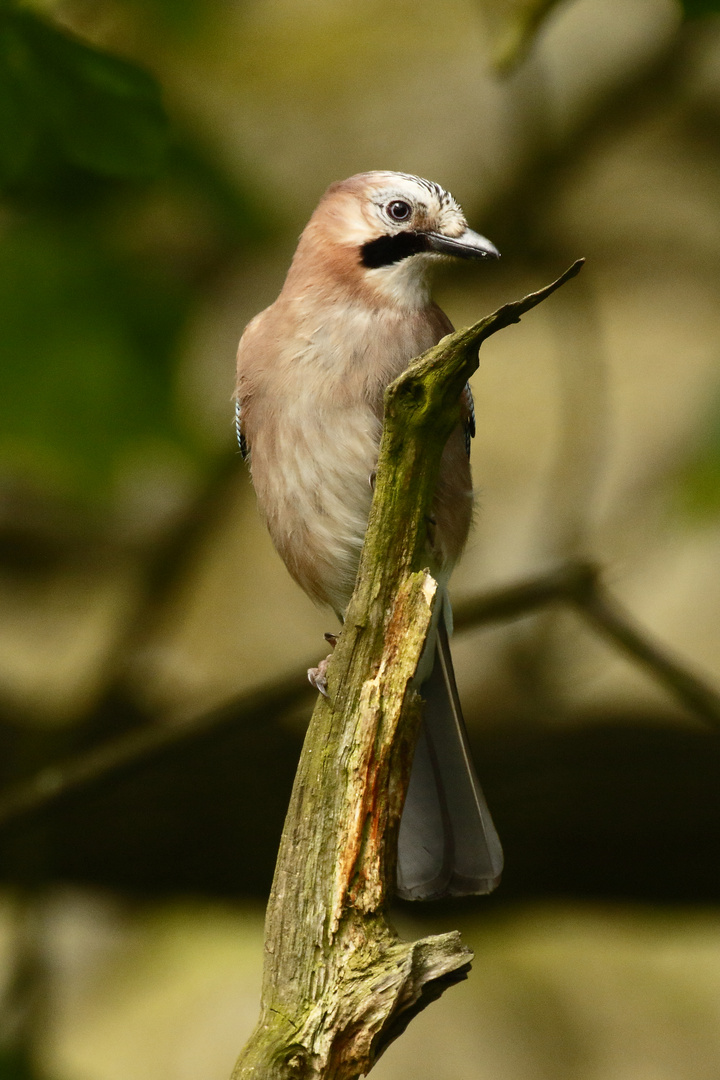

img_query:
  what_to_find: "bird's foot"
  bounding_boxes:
[308,632,339,696]
[308,654,332,697]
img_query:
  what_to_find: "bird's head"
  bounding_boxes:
[293,171,499,308]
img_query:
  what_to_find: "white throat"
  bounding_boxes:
[364,253,436,309]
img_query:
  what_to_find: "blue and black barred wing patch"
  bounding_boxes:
[235,398,249,462]
[461,382,475,458]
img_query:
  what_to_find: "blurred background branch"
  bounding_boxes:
[0,556,718,837]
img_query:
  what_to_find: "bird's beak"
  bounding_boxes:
[424,228,500,260]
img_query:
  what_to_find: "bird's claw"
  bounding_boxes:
[308,655,332,697]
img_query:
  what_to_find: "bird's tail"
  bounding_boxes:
[396,616,504,900]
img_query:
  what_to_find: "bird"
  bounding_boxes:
[234,171,504,900]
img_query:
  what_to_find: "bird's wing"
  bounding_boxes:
[235,306,273,465]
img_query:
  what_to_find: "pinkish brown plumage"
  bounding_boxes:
[234,171,503,899]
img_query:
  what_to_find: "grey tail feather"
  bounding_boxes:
[396,618,504,901]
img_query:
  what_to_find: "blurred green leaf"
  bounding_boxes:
[0,221,199,501]
[0,4,274,510]
[681,0,720,16]
[0,6,168,185]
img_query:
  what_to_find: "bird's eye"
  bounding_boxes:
[387,199,412,222]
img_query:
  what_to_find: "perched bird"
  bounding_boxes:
[235,171,503,900]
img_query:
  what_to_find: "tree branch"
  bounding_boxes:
[231,263,584,1080]
[0,669,311,828]
[569,566,720,727]
[453,560,720,727]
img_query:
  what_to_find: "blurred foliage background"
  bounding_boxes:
[0,0,720,1077]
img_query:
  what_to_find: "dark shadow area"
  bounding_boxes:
[1,711,717,905]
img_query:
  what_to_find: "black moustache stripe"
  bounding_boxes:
[360,231,432,269]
